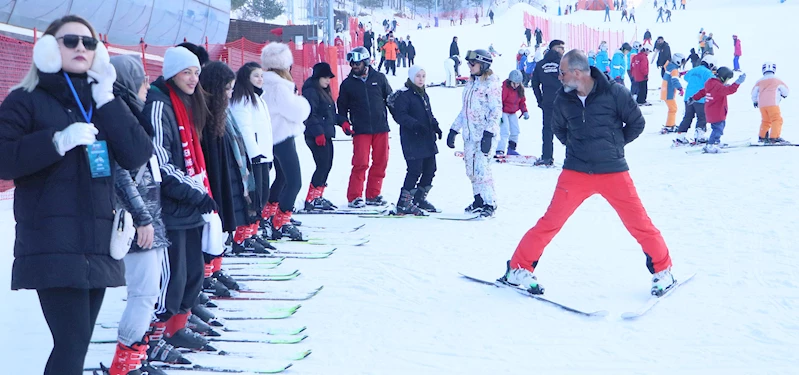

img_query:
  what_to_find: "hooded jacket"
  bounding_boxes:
[389,80,440,160]
[0,71,153,290]
[661,61,683,101]
[531,48,563,109]
[691,78,741,123]
[683,65,714,103]
[261,71,311,145]
[501,80,529,114]
[450,72,502,142]
[631,52,650,82]
[610,50,628,80]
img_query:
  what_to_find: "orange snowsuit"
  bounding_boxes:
[752,74,790,138]
[381,41,399,61]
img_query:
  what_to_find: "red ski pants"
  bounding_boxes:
[510,170,672,274]
[347,132,389,201]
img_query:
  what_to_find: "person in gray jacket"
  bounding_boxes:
[106,54,170,375]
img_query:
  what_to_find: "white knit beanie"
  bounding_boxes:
[162,47,201,80]
[408,65,425,80]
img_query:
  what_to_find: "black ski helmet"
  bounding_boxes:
[716,67,734,83]
[465,49,492,75]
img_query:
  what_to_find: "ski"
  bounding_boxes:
[685,140,754,154]
[183,348,312,361]
[224,264,280,270]
[301,223,366,232]
[435,213,482,221]
[747,142,798,147]
[87,363,293,374]
[228,270,300,278]
[232,274,300,282]
[293,208,384,215]
[223,251,334,259]
[222,257,284,265]
[212,286,323,301]
[620,273,696,320]
[273,238,368,247]
[216,304,302,314]
[459,273,608,317]
[205,335,308,344]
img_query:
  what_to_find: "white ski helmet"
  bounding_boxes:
[701,54,717,69]
[672,53,686,63]
[632,41,642,50]
[762,61,776,74]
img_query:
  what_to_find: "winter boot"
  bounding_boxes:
[274,210,304,241]
[651,268,676,297]
[250,235,276,251]
[412,186,438,212]
[197,292,216,308]
[365,195,388,206]
[188,314,221,337]
[703,143,721,154]
[396,189,427,216]
[494,150,505,157]
[105,341,148,375]
[660,126,677,134]
[348,197,366,208]
[191,303,224,327]
[464,194,484,213]
[232,237,269,255]
[147,323,192,364]
[507,140,520,155]
[499,260,544,294]
[768,137,790,144]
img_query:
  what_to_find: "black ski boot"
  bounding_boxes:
[231,237,269,254]
[396,189,427,216]
[203,277,231,297]
[196,292,217,308]
[188,314,221,336]
[212,270,240,291]
[365,195,388,206]
[412,186,439,212]
[250,235,276,251]
[147,339,191,364]
[192,303,224,327]
[464,194,484,213]
[165,328,215,351]
[479,204,496,218]
[139,361,167,375]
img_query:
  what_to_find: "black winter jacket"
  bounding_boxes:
[552,67,645,174]
[144,77,209,230]
[202,118,250,232]
[531,49,563,109]
[337,67,393,135]
[0,72,153,290]
[656,41,672,68]
[302,78,339,139]
[450,40,460,57]
[388,81,440,160]
[407,43,416,60]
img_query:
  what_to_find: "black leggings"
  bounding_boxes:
[269,138,302,212]
[37,287,105,375]
[402,156,436,191]
[305,136,334,188]
[250,161,272,214]
[156,226,204,322]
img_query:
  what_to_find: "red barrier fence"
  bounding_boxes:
[523,11,625,52]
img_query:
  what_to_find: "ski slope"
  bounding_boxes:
[2,0,799,373]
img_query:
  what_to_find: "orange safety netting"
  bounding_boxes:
[523,11,625,52]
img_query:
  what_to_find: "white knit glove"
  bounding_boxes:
[53,122,98,156]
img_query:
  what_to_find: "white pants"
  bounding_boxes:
[498,113,520,152]
[444,59,457,87]
[463,139,498,206]
[118,247,167,346]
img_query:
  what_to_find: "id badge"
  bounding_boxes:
[149,155,162,183]
[86,141,111,178]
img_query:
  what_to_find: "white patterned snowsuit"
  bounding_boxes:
[451,73,502,206]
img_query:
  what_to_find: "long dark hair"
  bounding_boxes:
[199,61,236,139]
[167,77,209,140]
[308,76,334,104]
[504,79,525,98]
[232,62,261,107]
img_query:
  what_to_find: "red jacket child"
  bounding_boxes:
[502,79,529,114]
[631,52,649,82]
[691,76,741,123]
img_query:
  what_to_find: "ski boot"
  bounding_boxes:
[702,143,721,154]
[499,261,544,294]
[768,137,790,145]
[100,341,148,375]
[494,150,506,158]
[348,197,366,208]
[232,237,269,254]
[396,189,427,216]
[507,141,520,156]
[694,128,708,143]
[192,303,224,327]
[265,216,283,240]
[660,126,677,134]
[365,195,388,206]
[203,276,231,297]
[188,314,221,337]
[212,269,240,291]
[412,186,439,213]
[672,133,690,147]
[533,158,554,167]
[304,184,336,211]
[479,204,496,218]
[318,185,337,209]
[272,210,304,241]
[147,323,192,365]
[758,137,769,143]
[464,194,484,214]
[250,235,276,251]
[651,268,676,297]
[197,292,217,308]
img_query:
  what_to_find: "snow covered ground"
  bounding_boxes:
[3,0,799,373]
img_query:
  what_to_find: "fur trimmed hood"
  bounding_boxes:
[260,43,293,71]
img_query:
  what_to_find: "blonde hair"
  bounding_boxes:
[11,15,97,93]
[269,68,294,82]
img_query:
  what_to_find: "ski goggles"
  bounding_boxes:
[57,34,99,51]
[346,51,369,63]
[464,50,491,65]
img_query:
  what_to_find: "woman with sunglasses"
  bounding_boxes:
[446,49,502,218]
[0,15,153,375]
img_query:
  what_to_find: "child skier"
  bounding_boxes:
[587,49,597,67]
[610,43,632,86]
[752,62,790,144]
[660,53,684,134]
[595,42,611,74]
[446,49,502,217]
[498,70,529,156]
[674,55,716,145]
[388,65,442,215]
[689,68,746,153]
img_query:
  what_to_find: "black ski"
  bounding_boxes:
[87,363,292,374]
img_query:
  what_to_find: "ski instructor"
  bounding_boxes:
[499,50,676,297]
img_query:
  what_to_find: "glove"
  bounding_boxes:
[53,122,98,156]
[480,131,493,154]
[754,102,759,108]
[341,121,353,136]
[679,71,687,77]
[315,134,326,146]
[678,88,684,96]
[446,129,458,149]
[86,60,116,108]
[435,125,443,140]
[523,112,530,120]
[198,195,218,214]
[251,155,265,164]
[735,73,746,85]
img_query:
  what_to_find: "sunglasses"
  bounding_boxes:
[57,34,99,51]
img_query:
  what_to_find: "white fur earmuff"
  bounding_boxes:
[91,41,110,73]
[32,34,61,73]
[260,43,293,71]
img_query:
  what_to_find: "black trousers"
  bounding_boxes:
[677,101,707,132]
[305,136,334,188]
[408,57,415,65]
[637,80,649,104]
[156,226,204,322]
[541,107,555,161]
[385,60,396,75]
[269,138,302,212]
[402,156,436,191]
[250,161,272,214]
[37,287,105,375]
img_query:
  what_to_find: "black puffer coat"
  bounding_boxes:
[0,72,153,290]
[531,48,563,109]
[552,67,645,174]
[337,66,393,135]
[302,78,338,139]
[388,81,440,160]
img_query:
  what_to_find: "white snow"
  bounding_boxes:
[3,0,799,373]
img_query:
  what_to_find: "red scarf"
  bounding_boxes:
[168,86,212,197]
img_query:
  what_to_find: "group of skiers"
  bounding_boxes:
[363,31,417,76]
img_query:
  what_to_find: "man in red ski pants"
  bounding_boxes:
[338,47,394,208]
[501,50,676,297]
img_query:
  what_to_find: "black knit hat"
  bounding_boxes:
[311,62,335,78]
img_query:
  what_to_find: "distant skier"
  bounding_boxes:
[604,4,611,22]
[643,29,652,46]
[656,7,665,22]
[610,43,632,86]
[595,42,611,74]
[525,28,532,46]
[660,53,685,134]
[497,70,529,156]
[688,67,746,153]
[631,44,651,104]
[535,27,543,46]
[688,48,701,68]
[733,35,742,71]
[489,9,495,24]
[752,62,790,144]
[488,43,502,57]
[628,7,636,23]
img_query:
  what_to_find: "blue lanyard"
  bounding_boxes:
[63,72,93,123]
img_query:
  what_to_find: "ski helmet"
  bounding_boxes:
[509,70,523,84]
[588,49,597,57]
[672,53,686,63]
[518,48,525,55]
[701,54,717,69]
[716,67,734,83]
[346,47,371,63]
[465,49,493,75]
[621,43,632,52]
[632,41,642,50]
[762,61,776,74]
